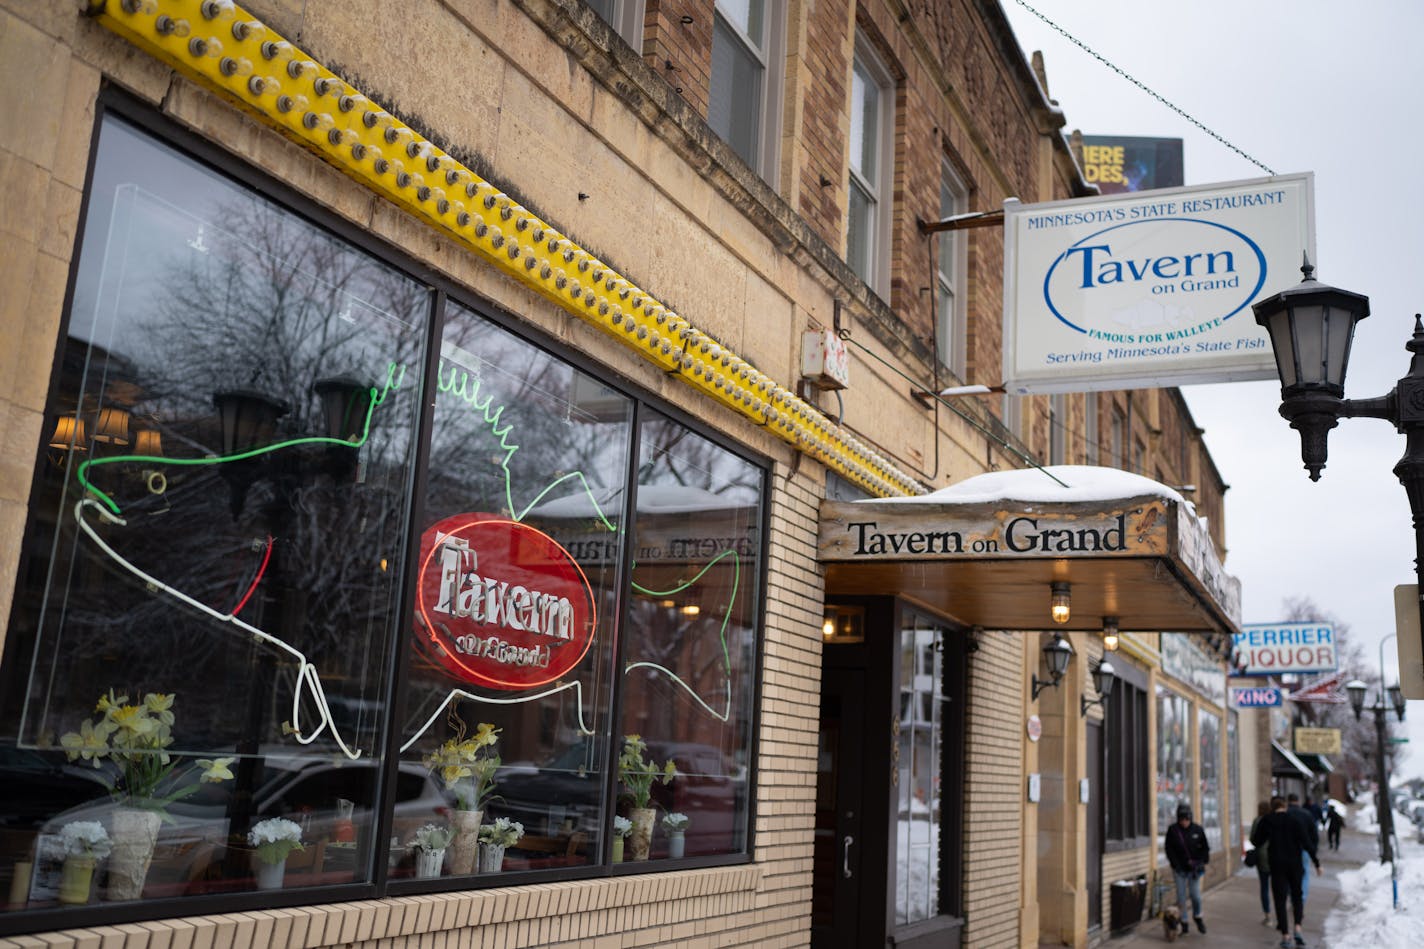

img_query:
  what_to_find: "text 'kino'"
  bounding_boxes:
[847,514,1128,556]
[434,535,575,639]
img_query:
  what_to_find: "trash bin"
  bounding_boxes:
[1110,877,1147,933]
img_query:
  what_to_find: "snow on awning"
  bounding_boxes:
[818,465,1241,633]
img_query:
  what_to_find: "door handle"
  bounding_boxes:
[843,835,854,878]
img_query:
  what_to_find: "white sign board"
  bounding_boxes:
[1232,621,1338,676]
[1394,585,1424,700]
[1002,173,1314,394]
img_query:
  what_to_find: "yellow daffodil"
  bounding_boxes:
[440,763,472,789]
[197,756,236,783]
[144,693,176,726]
[108,703,157,737]
[472,722,501,747]
[95,690,128,715]
[60,719,110,765]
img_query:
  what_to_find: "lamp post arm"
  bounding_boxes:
[1338,392,1398,424]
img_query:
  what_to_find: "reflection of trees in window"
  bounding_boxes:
[20,151,427,758]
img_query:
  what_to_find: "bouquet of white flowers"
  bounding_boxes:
[477,817,524,847]
[60,821,112,859]
[612,815,633,838]
[248,817,304,865]
[410,822,454,853]
[661,812,690,832]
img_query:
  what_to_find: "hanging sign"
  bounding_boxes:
[1293,728,1341,755]
[1230,686,1282,708]
[1002,173,1314,394]
[1232,622,1338,676]
[414,513,597,690]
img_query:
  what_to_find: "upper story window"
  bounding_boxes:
[936,161,967,376]
[847,37,894,295]
[1083,393,1099,465]
[709,0,782,184]
[1049,394,1067,465]
[585,0,645,49]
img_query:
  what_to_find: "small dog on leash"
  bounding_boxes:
[1162,905,1182,942]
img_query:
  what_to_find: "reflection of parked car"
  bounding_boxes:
[39,757,447,894]
[493,739,746,857]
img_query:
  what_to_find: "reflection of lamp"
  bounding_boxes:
[48,416,88,451]
[1080,659,1117,717]
[1049,581,1071,625]
[312,376,373,443]
[93,406,132,445]
[822,605,865,643]
[213,389,288,455]
[1030,633,1074,700]
[133,428,164,457]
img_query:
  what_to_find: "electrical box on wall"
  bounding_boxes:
[800,329,850,390]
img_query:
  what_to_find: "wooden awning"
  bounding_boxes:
[818,468,1241,634]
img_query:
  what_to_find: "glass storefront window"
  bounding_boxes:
[1199,709,1221,851]
[0,107,765,926]
[2,114,429,904]
[1155,686,1193,837]
[895,613,942,925]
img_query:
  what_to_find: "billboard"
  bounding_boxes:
[1081,135,1184,194]
[1232,621,1338,676]
[1002,173,1314,394]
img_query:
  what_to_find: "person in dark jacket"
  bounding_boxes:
[1248,800,1273,926]
[1287,793,1319,903]
[1164,802,1210,935]
[1253,795,1322,948]
[1326,804,1345,850]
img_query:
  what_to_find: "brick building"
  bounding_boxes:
[0,1,1240,947]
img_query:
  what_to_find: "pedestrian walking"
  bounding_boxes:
[1287,793,1319,904]
[1326,803,1345,851]
[1164,802,1210,935]
[1247,800,1273,927]
[1252,795,1322,948]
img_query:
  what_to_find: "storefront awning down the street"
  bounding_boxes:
[818,466,1241,634]
[1273,741,1315,781]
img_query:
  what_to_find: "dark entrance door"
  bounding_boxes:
[811,664,864,949]
[1087,721,1104,930]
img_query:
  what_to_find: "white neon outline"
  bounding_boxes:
[73,498,364,760]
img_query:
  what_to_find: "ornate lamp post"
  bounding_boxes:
[1252,257,1424,664]
[1345,678,1406,866]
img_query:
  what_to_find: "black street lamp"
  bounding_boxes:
[1345,678,1407,863]
[1252,257,1424,663]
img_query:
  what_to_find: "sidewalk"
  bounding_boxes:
[1106,825,1377,948]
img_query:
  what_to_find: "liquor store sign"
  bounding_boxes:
[1232,622,1338,676]
[415,513,597,690]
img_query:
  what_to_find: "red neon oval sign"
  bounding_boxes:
[415,513,597,690]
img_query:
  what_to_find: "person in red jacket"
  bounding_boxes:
[1252,795,1322,948]
[1164,802,1210,935]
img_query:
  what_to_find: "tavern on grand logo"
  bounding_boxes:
[1042,218,1268,345]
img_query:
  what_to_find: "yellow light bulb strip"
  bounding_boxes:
[90,0,926,498]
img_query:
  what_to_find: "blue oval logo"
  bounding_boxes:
[1042,218,1267,338]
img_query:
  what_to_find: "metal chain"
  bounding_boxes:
[1012,0,1276,176]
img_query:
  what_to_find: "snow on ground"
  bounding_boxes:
[1323,832,1423,946]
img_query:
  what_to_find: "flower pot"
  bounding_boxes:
[412,843,444,877]
[414,847,445,879]
[478,842,506,873]
[628,807,655,861]
[667,829,685,859]
[447,809,482,875]
[58,855,96,905]
[106,807,161,901]
[253,857,286,890]
[611,836,624,863]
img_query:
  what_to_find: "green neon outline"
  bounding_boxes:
[75,362,408,515]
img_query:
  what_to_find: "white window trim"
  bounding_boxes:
[849,35,895,296]
[588,0,645,50]
[711,1,784,187]
[936,158,968,377]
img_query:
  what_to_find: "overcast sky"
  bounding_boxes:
[999,0,1424,779]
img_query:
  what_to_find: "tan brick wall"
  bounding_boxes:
[642,0,712,117]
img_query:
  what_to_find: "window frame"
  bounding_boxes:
[1104,663,1151,850]
[935,159,968,377]
[708,0,784,186]
[846,34,895,296]
[584,0,645,50]
[0,90,769,935]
